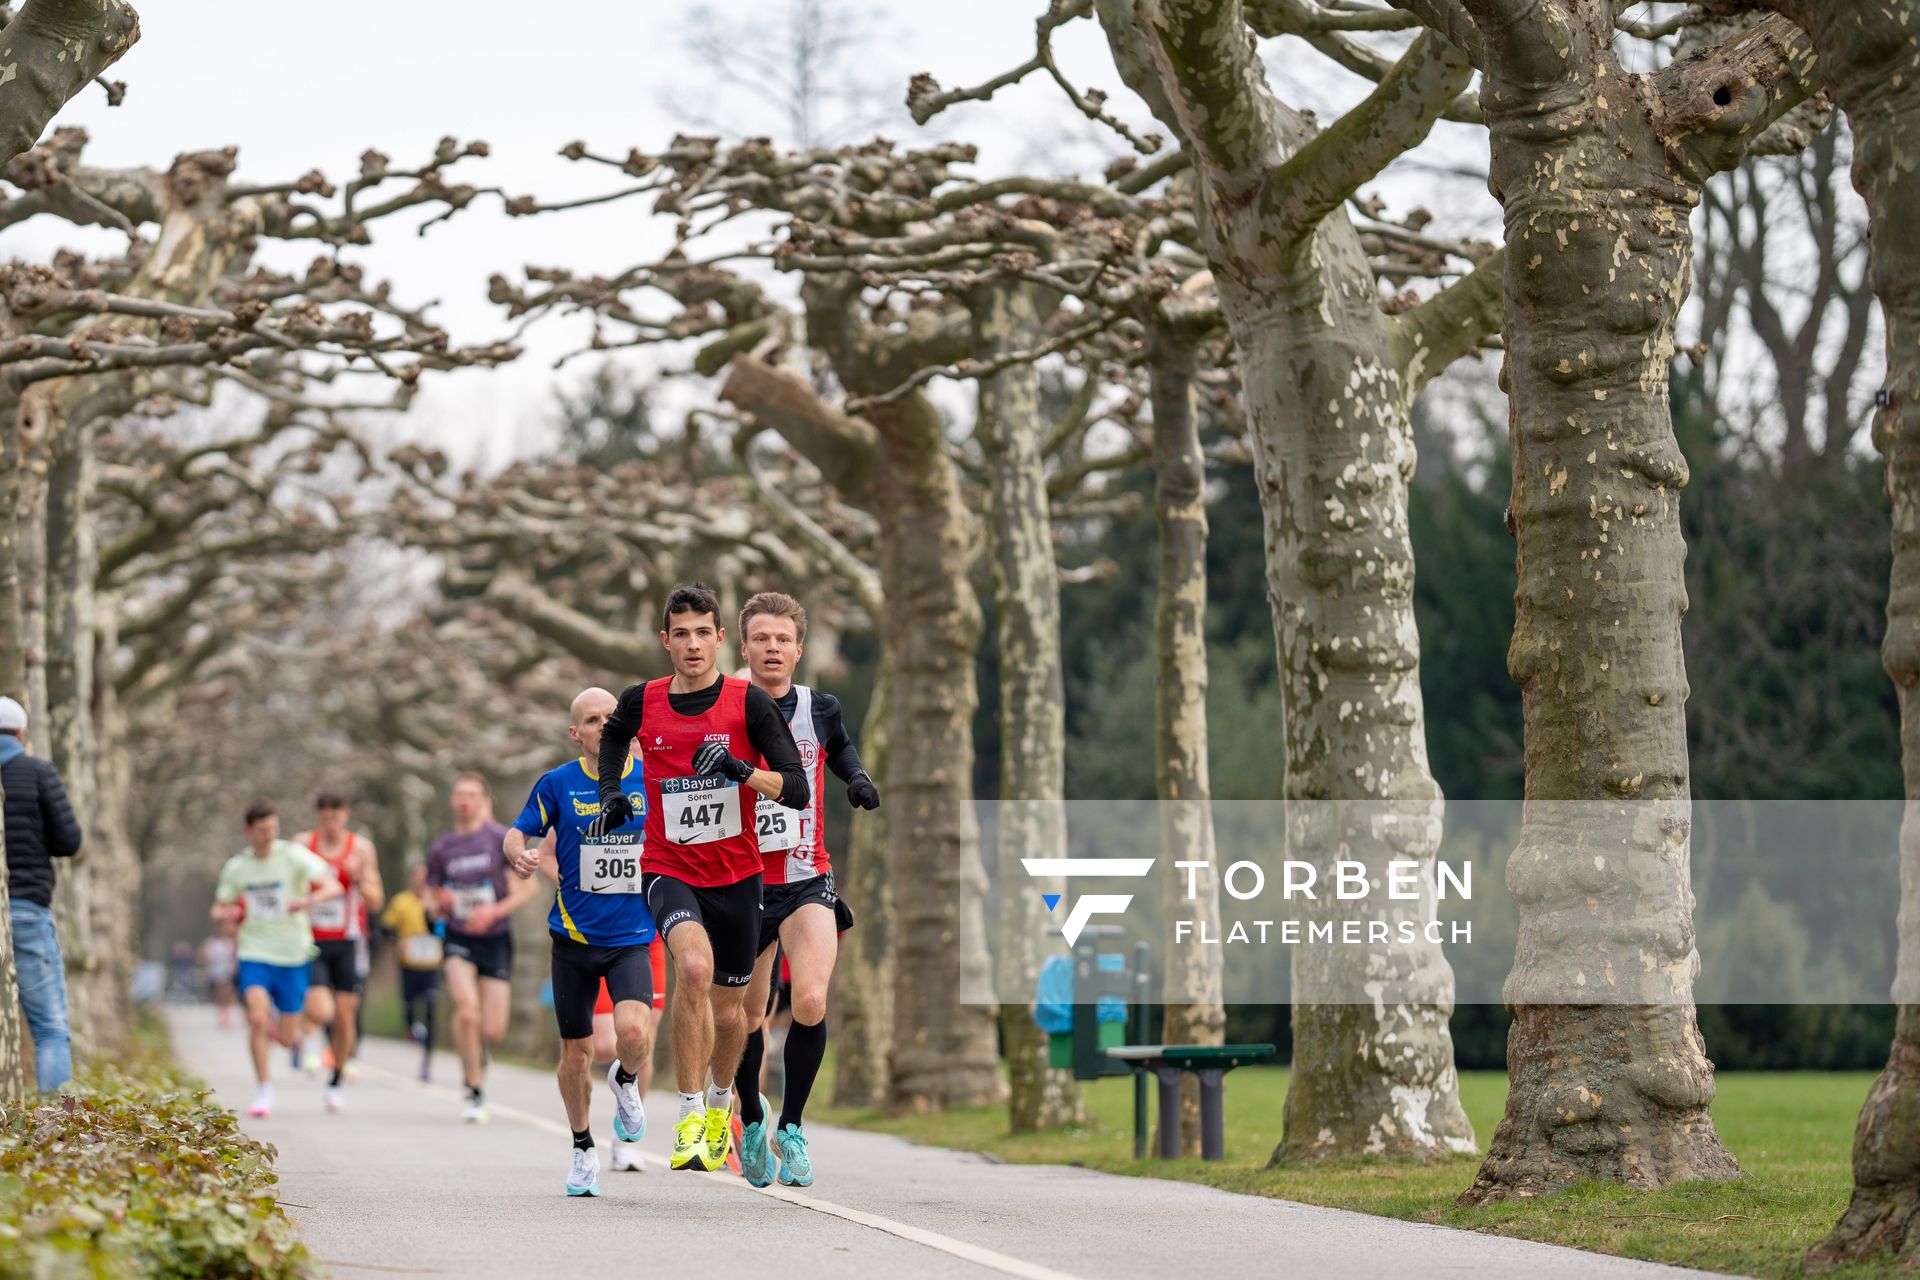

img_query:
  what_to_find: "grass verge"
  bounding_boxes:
[0,1014,314,1280]
[821,1066,1901,1279]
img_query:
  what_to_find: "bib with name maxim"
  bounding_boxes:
[639,674,765,888]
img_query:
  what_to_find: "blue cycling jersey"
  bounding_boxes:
[513,757,655,947]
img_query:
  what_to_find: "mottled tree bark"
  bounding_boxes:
[1395,0,1815,1203]
[0,0,139,166]
[831,666,894,1108]
[867,391,1002,1110]
[721,343,1002,1110]
[44,420,97,1054]
[0,849,21,1100]
[1115,0,1487,1163]
[974,281,1083,1132]
[1148,325,1224,1156]
[1742,1,1920,1267]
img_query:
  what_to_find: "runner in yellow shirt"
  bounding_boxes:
[381,863,444,1081]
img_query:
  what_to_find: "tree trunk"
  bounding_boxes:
[868,392,1004,1111]
[1108,0,1473,1164]
[84,604,137,1046]
[975,282,1083,1132]
[1460,5,1755,1204]
[0,797,24,1101]
[20,480,48,729]
[1147,326,1225,1156]
[44,423,100,1055]
[1221,214,1472,1165]
[831,664,894,1108]
[1777,1,1920,1267]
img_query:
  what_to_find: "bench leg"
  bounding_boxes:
[1197,1068,1226,1161]
[1152,1067,1183,1159]
[1133,1069,1148,1160]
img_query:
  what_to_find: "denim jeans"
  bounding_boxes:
[9,898,72,1091]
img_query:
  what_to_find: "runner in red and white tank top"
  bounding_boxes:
[587,584,810,1173]
[729,591,880,1189]
[293,792,384,1111]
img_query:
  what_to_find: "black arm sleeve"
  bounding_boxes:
[812,692,868,783]
[39,763,82,859]
[598,683,647,805]
[744,685,810,809]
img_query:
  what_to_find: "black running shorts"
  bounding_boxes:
[443,930,513,982]
[643,872,762,987]
[550,933,657,1040]
[310,939,365,995]
[757,871,854,955]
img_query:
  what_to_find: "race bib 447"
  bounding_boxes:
[661,774,741,845]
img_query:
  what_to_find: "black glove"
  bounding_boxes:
[692,740,755,783]
[847,773,881,810]
[585,792,634,840]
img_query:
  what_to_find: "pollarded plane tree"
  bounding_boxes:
[920,0,1506,1162]
[1689,1,1920,1268]
[383,436,870,680]
[0,0,138,168]
[490,134,1177,1113]
[1377,0,1819,1202]
[0,128,510,1085]
[84,404,382,1048]
[769,144,1217,1130]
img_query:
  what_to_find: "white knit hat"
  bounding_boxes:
[0,696,24,732]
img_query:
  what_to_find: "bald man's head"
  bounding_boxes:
[568,687,620,762]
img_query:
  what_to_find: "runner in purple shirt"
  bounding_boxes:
[425,771,542,1122]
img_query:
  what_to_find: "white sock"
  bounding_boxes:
[706,1083,732,1113]
[254,1084,273,1105]
[678,1091,702,1121]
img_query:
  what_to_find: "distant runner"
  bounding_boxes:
[210,800,342,1118]
[296,791,384,1112]
[506,687,658,1196]
[588,583,809,1172]
[733,591,877,1187]
[381,862,444,1081]
[427,772,542,1122]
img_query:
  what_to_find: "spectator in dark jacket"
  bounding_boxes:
[1,694,82,1090]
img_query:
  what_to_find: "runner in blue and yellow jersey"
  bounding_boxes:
[505,687,658,1198]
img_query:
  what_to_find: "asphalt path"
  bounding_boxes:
[165,1004,1734,1280]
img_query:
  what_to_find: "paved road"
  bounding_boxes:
[166,1005,1730,1280]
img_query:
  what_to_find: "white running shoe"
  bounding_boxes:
[606,1061,646,1142]
[462,1097,489,1124]
[566,1147,601,1197]
[248,1086,273,1118]
[342,1061,361,1084]
[325,1086,345,1112]
[611,1141,642,1172]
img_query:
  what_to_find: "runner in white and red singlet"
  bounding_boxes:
[730,591,878,1189]
[295,792,384,1112]
[585,582,809,1173]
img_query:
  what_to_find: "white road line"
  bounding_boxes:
[357,1059,1084,1280]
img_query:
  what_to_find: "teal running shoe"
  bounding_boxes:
[566,1147,600,1197]
[773,1122,813,1187]
[739,1092,773,1187]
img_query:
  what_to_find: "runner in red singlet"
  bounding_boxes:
[296,792,384,1112]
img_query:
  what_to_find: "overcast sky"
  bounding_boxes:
[9,1,1503,465]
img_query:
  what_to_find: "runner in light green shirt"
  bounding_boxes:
[215,835,337,966]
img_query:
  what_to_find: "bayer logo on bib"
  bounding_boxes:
[661,773,741,845]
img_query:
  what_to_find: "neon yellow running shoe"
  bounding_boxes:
[671,1112,706,1170]
[702,1102,734,1172]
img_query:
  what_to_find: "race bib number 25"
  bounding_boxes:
[661,774,741,845]
[756,804,811,854]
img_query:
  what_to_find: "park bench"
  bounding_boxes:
[1037,927,1275,1160]
[1105,1043,1276,1161]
